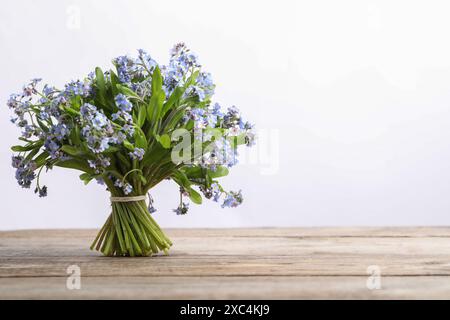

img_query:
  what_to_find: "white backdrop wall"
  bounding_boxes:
[1,0,450,229]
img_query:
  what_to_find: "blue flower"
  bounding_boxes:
[115,94,133,112]
[137,49,157,71]
[11,156,23,169]
[100,155,111,167]
[113,178,133,195]
[211,183,221,202]
[92,113,109,130]
[42,84,55,96]
[44,137,61,159]
[211,103,224,117]
[13,159,37,189]
[194,72,214,101]
[21,125,35,138]
[123,183,133,195]
[190,108,205,119]
[80,103,116,153]
[64,80,91,97]
[173,202,189,215]
[147,193,157,213]
[162,43,202,96]
[88,155,111,174]
[50,123,69,141]
[114,179,124,188]
[198,137,238,170]
[35,185,48,197]
[113,55,139,83]
[200,182,222,201]
[17,119,28,128]
[129,148,145,161]
[122,124,135,136]
[39,111,49,120]
[22,78,41,97]
[170,43,199,69]
[221,190,243,208]
[112,94,134,126]
[245,130,256,147]
[80,103,96,116]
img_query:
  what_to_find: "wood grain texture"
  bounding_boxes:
[1,228,450,299]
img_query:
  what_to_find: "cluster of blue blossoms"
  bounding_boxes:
[11,156,36,189]
[80,103,117,153]
[187,103,256,172]
[7,43,254,211]
[114,178,133,195]
[164,43,214,100]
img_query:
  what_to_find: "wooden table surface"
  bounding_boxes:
[1,227,450,299]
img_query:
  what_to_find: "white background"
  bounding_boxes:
[1,0,450,230]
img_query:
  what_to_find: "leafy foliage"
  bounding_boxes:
[7,43,256,211]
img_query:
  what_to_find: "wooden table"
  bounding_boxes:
[1,228,450,299]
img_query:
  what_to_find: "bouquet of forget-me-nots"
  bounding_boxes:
[7,43,255,256]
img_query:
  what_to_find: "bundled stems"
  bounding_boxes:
[91,199,172,257]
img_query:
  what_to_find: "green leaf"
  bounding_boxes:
[64,106,80,117]
[188,188,202,205]
[208,166,229,178]
[110,70,120,97]
[80,141,91,154]
[18,137,33,143]
[162,87,184,117]
[79,173,94,185]
[24,146,41,162]
[205,172,212,188]
[141,142,168,167]
[171,170,202,204]
[182,166,202,179]
[117,84,140,100]
[36,119,49,132]
[146,66,165,126]
[147,90,165,125]
[107,170,124,181]
[95,67,105,87]
[151,65,163,93]
[34,151,49,167]
[123,140,135,151]
[55,159,93,173]
[103,146,120,154]
[139,175,147,185]
[70,126,81,145]
[61,145,83,157]
[70,95,82,110]
[11,145,27,152]
[134,128,148,150]
[115,153,131,168]
[183,166,229,180]
[11,141,43,152]
[228,133,247,147]
[163,105,189,132]
[185,70,199,87]
[95,67,106,103]
[158,134,171,149]
[137,105,146,128]
[172,170,191,188]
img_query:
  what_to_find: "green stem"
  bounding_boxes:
[91,197,171,257]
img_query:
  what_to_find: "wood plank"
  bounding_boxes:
[1,276,450,300]
[1,228,450,299]
[1,229,450,277]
